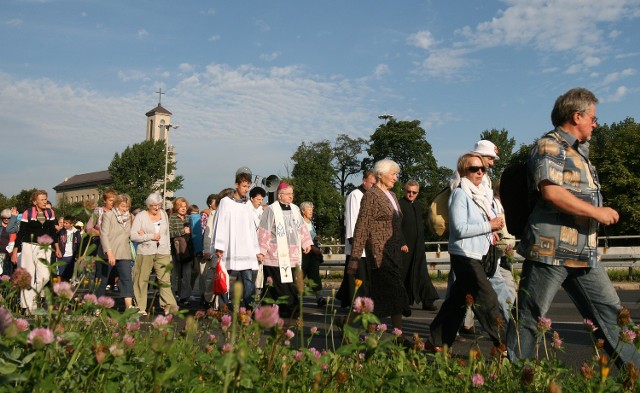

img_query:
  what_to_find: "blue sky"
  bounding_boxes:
[1,0,639,208]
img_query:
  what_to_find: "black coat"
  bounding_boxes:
[399,197,439,304]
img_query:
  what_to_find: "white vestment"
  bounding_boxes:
[212,196,260,271]
[344,188,366,257]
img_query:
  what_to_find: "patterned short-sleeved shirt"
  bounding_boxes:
[517,129,602,267]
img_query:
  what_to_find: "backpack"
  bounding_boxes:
[500,131,570,238]
[427,186,451,238]
[499,163,533,238]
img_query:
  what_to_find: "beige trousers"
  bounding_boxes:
[18,243,52,311]
[133,253,177,312]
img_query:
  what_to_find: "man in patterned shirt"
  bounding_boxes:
[507,87,639,368]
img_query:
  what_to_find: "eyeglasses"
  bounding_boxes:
[582,112,598,124]
[467,166,486,173]
[406,190,418,195]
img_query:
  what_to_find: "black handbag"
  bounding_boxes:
[481,244,498,277]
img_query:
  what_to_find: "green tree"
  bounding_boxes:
[291,140,343,239]
[13,188,39,212]
[332,134,368,197]
[365,118,448,199]
[590,117,640,236]
[108,140,183,209]
[479,128,516,183]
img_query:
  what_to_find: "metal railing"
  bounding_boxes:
[318,235,640,279]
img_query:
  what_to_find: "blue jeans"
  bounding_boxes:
[507,260,640,367]
[230,269,255,308]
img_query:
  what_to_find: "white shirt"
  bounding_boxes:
[344,188,366,257]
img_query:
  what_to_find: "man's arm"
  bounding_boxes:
[539,180,619,225]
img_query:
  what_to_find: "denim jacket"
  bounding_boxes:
[448,188,493,261]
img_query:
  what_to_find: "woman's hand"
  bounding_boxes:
[489,217,504,231]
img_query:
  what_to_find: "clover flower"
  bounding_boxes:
[96,296,115,308]
[0,275,10,282]
[618,307,631,327]
[27,328,55,349]
[294,350,304,362]
[254,304,280,329]
[11,268,32,290]
[53,281,74,300]
[0,307,13,335]
[266,276,274,286]
[551,331,563,349]
[392,328,403,337]
[83,293,98,305]
[37,234,54,246]
[580,363,594,380]
[123,334,135,348]
[377,323,388,333]
[285,329,295,339]
[583,319,598,333]
[620,327,637,344]
[152,315,171,328]
[471,374,485,387]
[353,297,374,314]
[221,314,232,331]
[14,318,29,332]
[310,326,318,334]
[536,316,552,334]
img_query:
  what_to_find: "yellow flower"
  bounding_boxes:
[600,355,611,380]
[355,279,363,288]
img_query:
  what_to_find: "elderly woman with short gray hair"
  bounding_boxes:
[130,192,177,315]
[300,201,326,307]
[347,159,410,335]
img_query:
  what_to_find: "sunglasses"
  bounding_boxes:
[406,190,418,195]
[468,166,487,173]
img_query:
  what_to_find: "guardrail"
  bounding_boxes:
[318,236,640,279]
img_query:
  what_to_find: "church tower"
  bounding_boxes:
[145,88,176,205]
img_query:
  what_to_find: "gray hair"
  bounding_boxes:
[0,209,11,218]
[551,87,598,128]
[145,192,163,207]
[373,159,400,178]
[299,201,314,211]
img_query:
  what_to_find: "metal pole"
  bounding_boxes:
[163,126,169,210]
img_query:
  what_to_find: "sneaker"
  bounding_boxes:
[113,285,119,292]
[105,284,111,291]
[421,302,438,311]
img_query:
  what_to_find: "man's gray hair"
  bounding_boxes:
[145,192,163,207]
[299,201,314,211]
[0,209,11,218]
[373,159,400,178]
[551,87,598,128]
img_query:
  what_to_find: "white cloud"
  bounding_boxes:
[602,68,636,84]
[5,19,23,27]
[418,49,471,78]
[117,69,149,82]
[137,29,148,39]
[179,63,195,73]
[407,30,437,50]
[607,85,629,102]
[208,35,221,42]
[373,64,390,79]
[260,52,281,62]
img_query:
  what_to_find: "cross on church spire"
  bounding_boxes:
[156,88,165,106]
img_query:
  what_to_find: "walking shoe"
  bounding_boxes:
[421,302,438,311]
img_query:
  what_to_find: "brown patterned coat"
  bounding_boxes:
[349,185,405,269]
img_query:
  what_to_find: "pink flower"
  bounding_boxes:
[97,296,115,308]
[310,347,322,359]
[310,326,318,334]
[208,334,217,343]
[285,329,295,339]
[221,315,232,331]
[537,316,552,334]
[152,315,171,328]
[377,324,388,333]
[14,318,29,332]
[126,320,141,332]
[83,294,98,304]
[222,343,232,353]
[353,297,374,314]
[109,344,124,357]
[95,351,106,364]
[254,305,280,329]
[53,281,74,300]
[284,340,291,346]
[621,327,637,344]
[0,275,10,282]
[583,319,598,333]
[551,331,563,349]
[123,334,135,348]
[266,277,274,286]
[471,373,485,387]
[392,328,403,337]
[27,328,55,349]
[294,350,304,362]
[37,234,54,245]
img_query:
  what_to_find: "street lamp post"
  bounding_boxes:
[160,124,179,209]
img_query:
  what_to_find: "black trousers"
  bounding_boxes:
[430,254,504,347]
